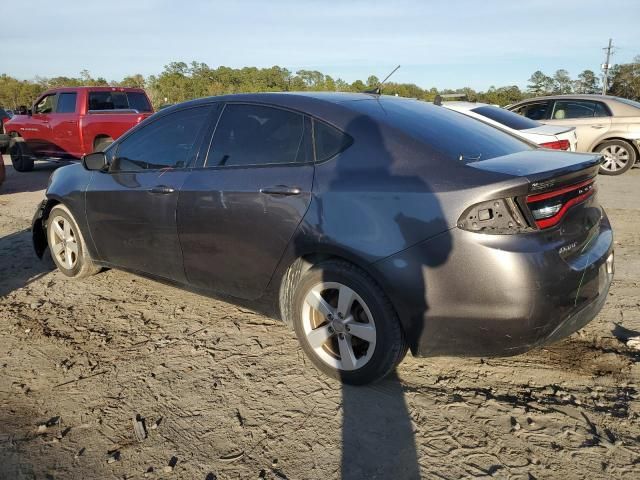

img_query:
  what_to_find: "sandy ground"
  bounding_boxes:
[0,155,638,480]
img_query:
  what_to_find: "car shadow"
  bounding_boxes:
[300,111,453,478]
[0,229,54,298]
[0,155,67,195]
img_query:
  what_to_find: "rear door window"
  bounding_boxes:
[206,104,309,167]
[113,106,211,171]
[56,93,77,113]
[552,100,608,119]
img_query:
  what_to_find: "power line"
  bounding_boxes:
[601,38,614,95]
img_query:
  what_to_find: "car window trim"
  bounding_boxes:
[110,104,214,173]
[202,101,316,169]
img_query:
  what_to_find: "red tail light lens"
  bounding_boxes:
[539,139,570,150]
[526,178,596,229]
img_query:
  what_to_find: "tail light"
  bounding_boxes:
[458,177,597,234]
[539,139,570,150]
[526,178,596,229]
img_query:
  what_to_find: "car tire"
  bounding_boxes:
[9,139,34,172]
[46,204,100,279]
[291,260,407,385]
[93,137,113,152]
[596,140,636,176]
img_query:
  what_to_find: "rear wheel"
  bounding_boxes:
[9,139,34,172]
[46,204,100,278]
[596,140,636,175]
[291,260,407,385]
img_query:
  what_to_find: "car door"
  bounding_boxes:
[543,100,611,151]
[85,104,213,282]
[178,103,314,300]
[27,93,57,156]
[50,91,79,157]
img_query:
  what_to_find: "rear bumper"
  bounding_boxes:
[372,211,614,357]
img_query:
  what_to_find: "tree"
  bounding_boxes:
[527,71,554,96]
[608,56,640,100]
[574,70,600,94]
[552,69,573,94]
[120,74,146,89]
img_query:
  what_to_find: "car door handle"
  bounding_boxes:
[259,185,302,196]
[591,125,606,129]
[149,185,175,194]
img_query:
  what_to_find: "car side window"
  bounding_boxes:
[552,100,604,120]
[112,106,211,172]
[56,93,77,113]
[34,94,57,114]
[594,102,610,117]
[206,104,308,167]
[314,120,353,162]
[515,102,550,121]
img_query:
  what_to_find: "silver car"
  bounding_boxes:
[508,95,640,175]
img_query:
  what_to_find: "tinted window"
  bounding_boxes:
[127,92,153,112]
[347,97,531,163]
[56,93,77,113]
[594,102,610,117]
[34,94,57,114]
[552,100,609,119]
[471,105,541,131]
[515,102,550,121]
[207,104,306,167]
[314,120,353,161]
[113,106,211,171]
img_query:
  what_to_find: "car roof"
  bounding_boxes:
[512,94,640,116]
[43,86,147,94]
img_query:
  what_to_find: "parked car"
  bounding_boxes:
[508,95,640,175]
[32,93,614,384]
[442,102,577,151]
[3,86,154,172]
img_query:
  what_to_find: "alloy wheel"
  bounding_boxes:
[301,282,377,371]
[49,215,79,270]
[600,144,630,172]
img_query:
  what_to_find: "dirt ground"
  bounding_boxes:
[0,155,638,480]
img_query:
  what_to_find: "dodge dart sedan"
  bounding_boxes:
[32,93,614,384]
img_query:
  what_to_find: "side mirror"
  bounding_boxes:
[82,152,108,171]
[17,105,28,115]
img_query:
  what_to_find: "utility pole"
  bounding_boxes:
[601,38,613,95]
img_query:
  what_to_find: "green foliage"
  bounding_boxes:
[2,58,639,111]
[608,56,640,100]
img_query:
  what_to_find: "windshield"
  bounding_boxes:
[471,105,542,131]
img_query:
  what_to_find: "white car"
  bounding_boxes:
[442,102,578,151]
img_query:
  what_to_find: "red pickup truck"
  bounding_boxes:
[3,86,154,171]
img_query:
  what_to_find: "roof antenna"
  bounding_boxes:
[364,65,401,95]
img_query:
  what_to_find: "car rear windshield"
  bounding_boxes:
[471,105,541,131]
[88,91,152,112]
[348,97,532,163]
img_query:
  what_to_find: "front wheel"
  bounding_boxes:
[46,204,100,278]
[9,139,34,172]
[291,260,407,385]
[596,140,636,175]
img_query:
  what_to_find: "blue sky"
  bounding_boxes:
[1,0,639,91]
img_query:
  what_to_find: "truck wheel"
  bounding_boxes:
[596,140,636,175]
[9,139,34,172]
[93,137,113,152]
